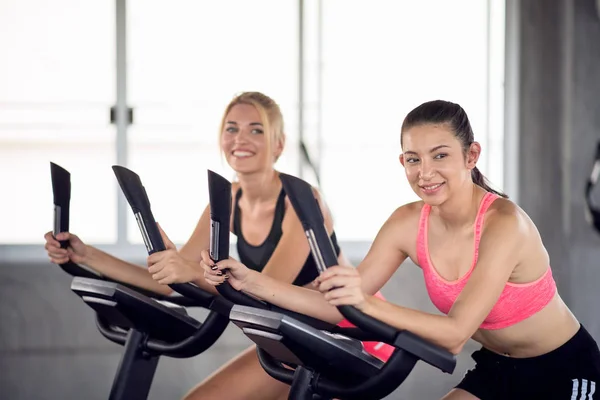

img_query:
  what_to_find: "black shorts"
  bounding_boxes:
[456,325,600,399]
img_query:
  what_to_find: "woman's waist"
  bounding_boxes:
[472,296,580,358]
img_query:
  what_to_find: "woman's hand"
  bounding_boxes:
[147,224,202,285]
[316,265,371,312]
[44,231,88,264]
[199,250,252,291]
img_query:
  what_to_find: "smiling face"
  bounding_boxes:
[400,124,480,206]
[220,103,283,174]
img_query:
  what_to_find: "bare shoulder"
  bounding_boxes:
[387,200,424,226]
[478,195,552,278]
[483,196,537,240]
[362,200,424,261]
[374,200,424,247]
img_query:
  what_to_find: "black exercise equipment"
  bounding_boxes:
[71,276,216,400]
[112,164,346,333]
[51,162,102,280]
[51,162,229,400]
[50,162,195,306]
[210,170,456,399]
[115,166,456,399]
[111,165,232,318]
[585,141,600,235]
[115,167,387,397]
[69,270,229,399]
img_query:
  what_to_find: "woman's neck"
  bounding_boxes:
[431,182,483,230]
[237,169,281,206]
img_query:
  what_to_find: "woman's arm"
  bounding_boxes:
[147,205,219,295]
[243,269,343,323]
[322,206,524,354]
[84,246,173,295]
[147,181,315,292]
[45,231,172,296]
[205,205,412,322]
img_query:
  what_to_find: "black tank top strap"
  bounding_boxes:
[266,187,286,241]
[232,187,243,236]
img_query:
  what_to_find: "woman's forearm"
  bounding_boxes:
[363,295,464,354]
[83,246,172,296]
[243,271,344,324]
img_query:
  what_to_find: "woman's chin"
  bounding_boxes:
[416,192,448,207]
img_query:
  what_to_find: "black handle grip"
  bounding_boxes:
[50,162,104,280]
[50,162,71,249]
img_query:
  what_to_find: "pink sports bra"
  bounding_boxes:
[417,192,557,330]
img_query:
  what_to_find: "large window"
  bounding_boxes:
[0,0,116,244]
[319,0,505,241]
[0,0,505,253]
[127,0,299,244]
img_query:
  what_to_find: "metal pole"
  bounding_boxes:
[316,0,323,183]
[298,0,305,178]
[116,0,128,245]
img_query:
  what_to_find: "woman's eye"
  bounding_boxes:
[251,129,264,135]
[434,153,448,159]
[226,127,237,134]
[406,157,419,164]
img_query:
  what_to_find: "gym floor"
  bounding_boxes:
[0,259,477,400]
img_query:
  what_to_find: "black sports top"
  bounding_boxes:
[233,187,341,286]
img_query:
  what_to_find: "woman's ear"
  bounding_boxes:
[466,142,481,169]
[274,134,286,161]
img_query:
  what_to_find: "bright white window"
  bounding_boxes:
[127,0,299,244]
[0,0,116,244]
[319,0,504,241]
[0,1,505,249]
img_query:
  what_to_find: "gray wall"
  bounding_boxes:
[517,0,600,337]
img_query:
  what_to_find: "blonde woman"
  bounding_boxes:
[45,92,392,400]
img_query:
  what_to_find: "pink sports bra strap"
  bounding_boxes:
[417,192,499,268]
[472,192,499,265]
[417,203,430,267]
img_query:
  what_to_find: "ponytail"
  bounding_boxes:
[471,167,508,198]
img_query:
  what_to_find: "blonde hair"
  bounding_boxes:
[218,91,286,163]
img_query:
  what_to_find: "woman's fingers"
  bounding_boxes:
[318,275,360,292]
[323,286,358,301]
[204,270,226,285]
[49,256,69,264]
[319,265,357,280]
[327,294,360,306]
[151,268,170,282]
